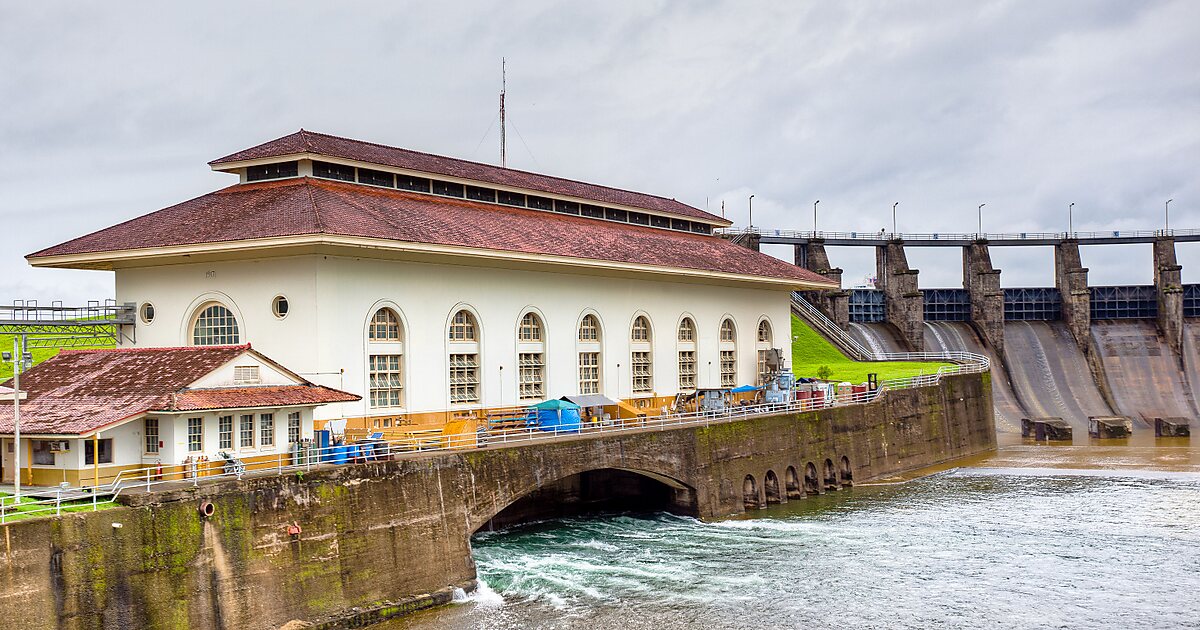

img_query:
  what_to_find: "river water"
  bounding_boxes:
[388,444,1200,630]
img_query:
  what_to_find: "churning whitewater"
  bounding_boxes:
[390,469,1200,630]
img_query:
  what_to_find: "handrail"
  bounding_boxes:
[790,292,873,360]
[717,227,1200,242]
[100,347,988,500]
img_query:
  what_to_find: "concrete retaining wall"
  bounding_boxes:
[0,373,994,629]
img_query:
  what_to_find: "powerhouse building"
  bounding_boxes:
[27,130,834,429]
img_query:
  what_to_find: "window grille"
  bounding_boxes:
[247,161,298,181]
[219,415,233,450]
[579,315,600,341]
[144,418,159,454]
[233,365,260,384]
[188,417,204,452]
[519,313,543,342]
[357,167,395,187]
[449,311,477,341]
[518,353,545,400]
[757,321,772,343]
[632,316,651,341]
[720,350,736,387]
[369,354,404,407]
[432,180,465,198]
[312,160,355,182]
[450,354,480,403]
[192,304,239,346]
[678,350,696,390]
[259,413,275,447]
[288,412,301,444]
[579,352,600,394]
[678,318,695,342]
[632,351,652,393]
[720,319,736,343]
[466,185,496,202]
[369,308,401,340]
[240,414,254,448]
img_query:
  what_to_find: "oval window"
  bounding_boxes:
[139,302,155,324]
[272,295,289,319]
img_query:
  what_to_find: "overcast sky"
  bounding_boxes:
[1,0,1197,303]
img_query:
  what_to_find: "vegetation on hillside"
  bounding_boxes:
[0,334,113,381]
[790,314,950,383]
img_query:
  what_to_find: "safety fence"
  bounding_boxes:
[718,227,1199,243]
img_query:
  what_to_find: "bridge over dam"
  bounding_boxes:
[0,372,991,629]
[728,227,1200,439]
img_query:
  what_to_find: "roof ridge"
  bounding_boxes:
[305,177,325,232]
[58,344,250,355]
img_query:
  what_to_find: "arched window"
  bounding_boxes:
[677,317,696,391]
[368,308,403,408]
[517,312,545,400]
[757,319,774,385]
[578,314,602,394]
[192,303,239,346]
[719,317,736,387]
[518,312,543,342]
[449,310,478,342]
[631,315,653,394]
[449,310,480,404]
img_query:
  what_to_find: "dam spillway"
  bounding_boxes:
[1092,321,1200,424]
[923,321,1026,432]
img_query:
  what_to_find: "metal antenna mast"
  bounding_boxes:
[500,58,507,168]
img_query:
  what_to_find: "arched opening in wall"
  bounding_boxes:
[743,474,760,510]
[804,462,820,495]
[475,468,697,533]
[763,470,781,504]
[785,466,803,499]
[840,456,853,487]
[823,458,838,491]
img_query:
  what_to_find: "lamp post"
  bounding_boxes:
[4,336,28,503]
[1069,202,1074,236]
[977,204,986,237]
[748,194,755,229]
[1166,199,1173,232]
[892,202,899,237]
[813,200,819,235]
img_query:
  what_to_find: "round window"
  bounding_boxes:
[272,295,289,319]
[139,302,155,324]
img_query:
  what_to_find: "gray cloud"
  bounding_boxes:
[1,0,1196,303]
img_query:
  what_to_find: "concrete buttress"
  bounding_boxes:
[876,241,925,351]
[1153,236,1184,356]
[1054,240,1091,353]
[963,241,1005,356]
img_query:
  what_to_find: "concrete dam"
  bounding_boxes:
[744,229,1200,442]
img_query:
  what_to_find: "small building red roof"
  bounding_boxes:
[29,178,834,288]
[210,129,726,224]
[0,345,359,436]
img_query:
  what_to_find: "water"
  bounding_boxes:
[389,466,1200,630]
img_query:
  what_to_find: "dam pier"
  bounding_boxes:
[735,228,1200,438]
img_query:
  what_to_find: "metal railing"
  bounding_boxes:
[791,292,873,360]
[717,227,1200,243]
[0,487,118,524]
[94,348,987,501]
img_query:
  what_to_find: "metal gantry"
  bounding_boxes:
[0,300,136,347]
[922,289,971,322]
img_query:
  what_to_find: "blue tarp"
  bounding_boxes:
[532,399,580,411]
[536,407,582,433]
[731,385,760,393]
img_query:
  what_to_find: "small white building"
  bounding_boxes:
[26,130,834,431]
[0,345,358,488]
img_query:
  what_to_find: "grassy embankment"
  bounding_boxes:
[0,492,117,522]
[790,314,950,383]
[0,333,114,380]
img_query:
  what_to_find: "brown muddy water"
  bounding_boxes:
[382,439,1200,630]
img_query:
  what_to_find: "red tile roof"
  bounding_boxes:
[0,345,359,435]
[210,129,726,224]
[30,178,834,287]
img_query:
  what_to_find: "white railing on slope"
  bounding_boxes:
[97,349,989,500]
[791,292,873,360]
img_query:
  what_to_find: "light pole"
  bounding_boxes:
[977,204,986,237]
[892,202,899,237]
[748,195,755,229]
[4,336,29,503]
[1166,199,1173,232]
[1069,202,1074,236]
[813,200,819,235]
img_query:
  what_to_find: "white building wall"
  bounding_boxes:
[116,254,792,420]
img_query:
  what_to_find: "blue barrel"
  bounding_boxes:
[332,445,350,465]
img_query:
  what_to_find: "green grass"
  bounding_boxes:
[0,333,114,380]
[790,314,950,383]
[0,492,116,522]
